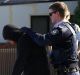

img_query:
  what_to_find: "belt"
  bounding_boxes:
[55,66,79,73]
[64,67,79,72]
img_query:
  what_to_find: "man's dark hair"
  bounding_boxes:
[3,24,23,42]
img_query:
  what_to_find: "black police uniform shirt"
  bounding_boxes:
[21,19,79,66]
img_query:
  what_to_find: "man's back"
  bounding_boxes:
[12,33,50,75]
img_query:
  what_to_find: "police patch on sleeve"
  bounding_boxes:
[51,29,59,35]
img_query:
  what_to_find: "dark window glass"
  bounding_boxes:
[31,16,50,34]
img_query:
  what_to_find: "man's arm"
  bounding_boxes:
[20,27,61,46]
[12,34,31,75]
[12,56,24,75]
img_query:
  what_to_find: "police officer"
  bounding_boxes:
[22,2,80,75]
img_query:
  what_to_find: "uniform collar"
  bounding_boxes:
[53,19,69,28]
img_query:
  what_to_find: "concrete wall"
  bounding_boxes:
[0,1,78,42]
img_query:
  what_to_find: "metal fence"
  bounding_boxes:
[0,48,16,75]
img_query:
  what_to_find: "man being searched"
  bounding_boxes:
[3,25,50,75]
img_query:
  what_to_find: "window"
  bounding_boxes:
[31,16,50,34]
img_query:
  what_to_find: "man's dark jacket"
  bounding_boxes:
[3,25,50,75]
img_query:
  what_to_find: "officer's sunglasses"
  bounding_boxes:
[49,11,57,16]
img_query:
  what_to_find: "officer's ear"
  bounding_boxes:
[54,11,61,19]
[56,11,59,15]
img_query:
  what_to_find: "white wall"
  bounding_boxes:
[0,6,10,43]
[0,1,78,42]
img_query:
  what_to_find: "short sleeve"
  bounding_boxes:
[44,28,61,44]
